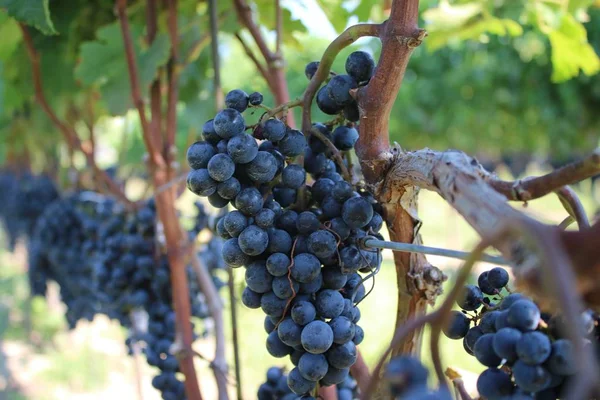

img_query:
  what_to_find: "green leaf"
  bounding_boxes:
[568,0,596,13]
[352,0,378,22]
[423,2,483,31]
[548,14,600,82]
[0,15,21,61]
[0,0,56,35]
[75,23,171,115]
[315,0,350,32]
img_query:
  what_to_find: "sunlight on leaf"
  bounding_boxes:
[0,0,56,35]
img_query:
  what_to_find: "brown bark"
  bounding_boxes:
[353,0,430,358]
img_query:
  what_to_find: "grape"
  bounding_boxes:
[516,331,551,365]
[217,177,241,199]
[246,151,278,184]
[248,91,263,106]
[512,360,552,392]
[214,108,245,139]
[208,192,229,208]
[266,253,290,277]
[311,178,336,203]
[264,316,276,334]
[186,141,216,169]
[464,326,484,353]
[385,355,429,395]
[241,287,262,309]
[367,213,384,232]
[186,169,217,196]
[345,51,375,83]
[320,366,349,386]
[321,196,342,219]
[300,273,324,294]
[297,211,321,234]
[326,341,357,369]
[301,320,334,354]
[266,330,293,358]
[547,339,576,376]
[474,334,502,367]
[494,310,510,331]
[305,61,320,80]
[329,316,355,344]
[333,125,359,150]
[263,119,287,142]
[222,238,250,267]
[290,253,321,283]
[298,353,329,381]
[353,325,364,345]
[267,229,293,254]
[493,327,522,361]
[282,165,306,189]
[225,89,249,112]
[488,266,510,288]
[326,75,358,107]
[277,210,299,234]
[307,230,337,259]
[322,266,348,290]
[476,368,514,399]
[315,289,345,319]
[507,299,541,331]
[457,284,483,311]
[278,318,303,346]
[442,310,470,339]
[500,293,527,310]
[207,154,235,182]
[342,197,373,228]
[272,275,299,299]
[278,129,307,157]
[273,187,297,208]
[287,367,316,395]
[343,103,360,122]
[478,271,497,295]
[202,119,220,144]
[316,86,340,115]
[227,134,258,163]
[238,225,269,256]
[216,139,228,153]
[329,217,351,241]
[261,291,288,317]
[292,301,317,326]
[235,187,264,216]
[245,260,273,293]
[223,210,248,237]
[332,181,354,202]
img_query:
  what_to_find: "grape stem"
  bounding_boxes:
[301,23,383,136]
[259,98,304,123]
[309,128,352,182]
[487,148,600,202]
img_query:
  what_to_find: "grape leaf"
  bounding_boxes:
[75,23,171,115]
[352,0,379,22]
[315,0,350,32]
[0,0,56,35]
[0,15,21,61]
[548,14,600,82]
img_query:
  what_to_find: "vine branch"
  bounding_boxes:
[19,23,131,206]
[555,186,590,229]
[488,148,600,202]
[166,0,180,162]
[209,0,224,110]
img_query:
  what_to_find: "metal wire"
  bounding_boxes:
[362,237,509,266]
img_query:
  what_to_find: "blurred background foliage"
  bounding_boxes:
[0,0,599,182]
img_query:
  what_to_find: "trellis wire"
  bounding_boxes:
[361,237,509,266]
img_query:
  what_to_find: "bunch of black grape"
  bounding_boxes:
[384,355,451,399]
[186,51,382,397]
[443,266,599,399]
[258,366,360,400]
[0,170,20,249]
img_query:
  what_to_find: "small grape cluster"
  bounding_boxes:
[29,191,225,400]
[258,366,360,400]
[443,266,599,399]
[186,51,382,397]
[384,355,451,399]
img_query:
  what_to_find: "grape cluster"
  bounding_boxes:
[186,51,382,397]
[443,266,599,399]
[29,191,225,400]
[384,355,451,399]
[258,366,359,400]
